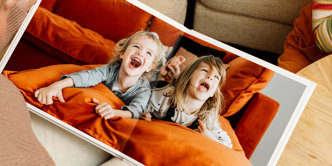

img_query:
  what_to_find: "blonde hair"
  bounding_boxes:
[170,55,227,128]
[108,31,165,79]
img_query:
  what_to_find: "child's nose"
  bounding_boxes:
[136,49,143,56]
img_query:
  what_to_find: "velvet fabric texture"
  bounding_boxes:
[278,2,328,73]
[234,93,279,158]
[222,57,275,117]
[149,17,184,46]
[26,7,116,65]
[39,0,56,11]
[3,64,252,165]
[54,0,152,42]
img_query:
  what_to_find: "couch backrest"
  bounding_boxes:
[193,0,310,54]
[54,0,152,42]
[40,0,183,47]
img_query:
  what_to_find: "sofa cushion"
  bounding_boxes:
[139,0,188,24]
[221,57,275,117]
[194,0,295,54]
[149,17,184,46]
[54,0,152,42]
[199,0,309,25]
[234,93,279,158]
[26,7,116,65]
[3,64,250,165]
[40,0,57,11]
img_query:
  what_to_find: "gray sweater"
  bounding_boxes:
[62,64,151,119]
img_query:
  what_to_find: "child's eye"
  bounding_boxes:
[133,45,139,48]
[202,69,208,72]
[214,75,220,80]
[147,51,152,56]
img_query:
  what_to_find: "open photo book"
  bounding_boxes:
[0,0,316,165]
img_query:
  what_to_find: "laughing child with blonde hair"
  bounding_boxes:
[141,55,232,148]
[35,31,166,119]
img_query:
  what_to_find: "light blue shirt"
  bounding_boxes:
[62,64,151,119]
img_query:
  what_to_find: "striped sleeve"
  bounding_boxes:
[0,5,27,52]
[312,0,332,53]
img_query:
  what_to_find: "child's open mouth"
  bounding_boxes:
[130,57,142,68]
[199,82,210,92]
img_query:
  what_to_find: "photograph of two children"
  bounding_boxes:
[0,0,316,165]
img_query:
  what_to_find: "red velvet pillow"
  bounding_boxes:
[222,57,275,117]
[54,0,152,42]
[40,0,57,11]
[26,7,116,65]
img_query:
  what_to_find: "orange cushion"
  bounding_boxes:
[123,119,250,165]
[149,17,184,46]
[234,93,279,158]
[222,57,275,117]
[278,2,328,73]
[54,0,152,42]
[219,116,245,154]
[26,7,116,65]
[3,64,251,165]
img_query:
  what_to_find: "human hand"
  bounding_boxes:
[34,84,65,105]
[140,112,152,121]
[93,98,132,119]
[197,120,216,140]
[160,55,185,81]
[93,98,116,120]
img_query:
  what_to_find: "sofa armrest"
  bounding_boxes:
[234,93,279,158]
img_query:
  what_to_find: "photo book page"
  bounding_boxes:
[0,0,316,165]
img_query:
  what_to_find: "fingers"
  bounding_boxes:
[198,120,206,129]
[46,95,53,105]
[103,111,114,120]
[172,64,181,79]
[95,102,113,119]
[95,102,110,111]
[141,112,152,121]
[197,124,203,133]
[35,88,65,105]
[160,66,168,76]
[197,120,206,133]
[92,98,100,104]
[145,113,152,119]
[34,89,39,98]
[57,92,65,103]
[142,117,151,121]
[37,93,42,104]
[167,63,181,80]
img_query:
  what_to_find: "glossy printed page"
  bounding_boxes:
[1,0,316,165]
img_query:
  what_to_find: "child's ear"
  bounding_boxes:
[119,53,124,59]
[224,64,230,71]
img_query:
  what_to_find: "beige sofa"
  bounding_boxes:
[192,0,310,54]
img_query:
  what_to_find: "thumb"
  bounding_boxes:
[198,120,206,129]
[92,98,100,104]
[58,92,65,103]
